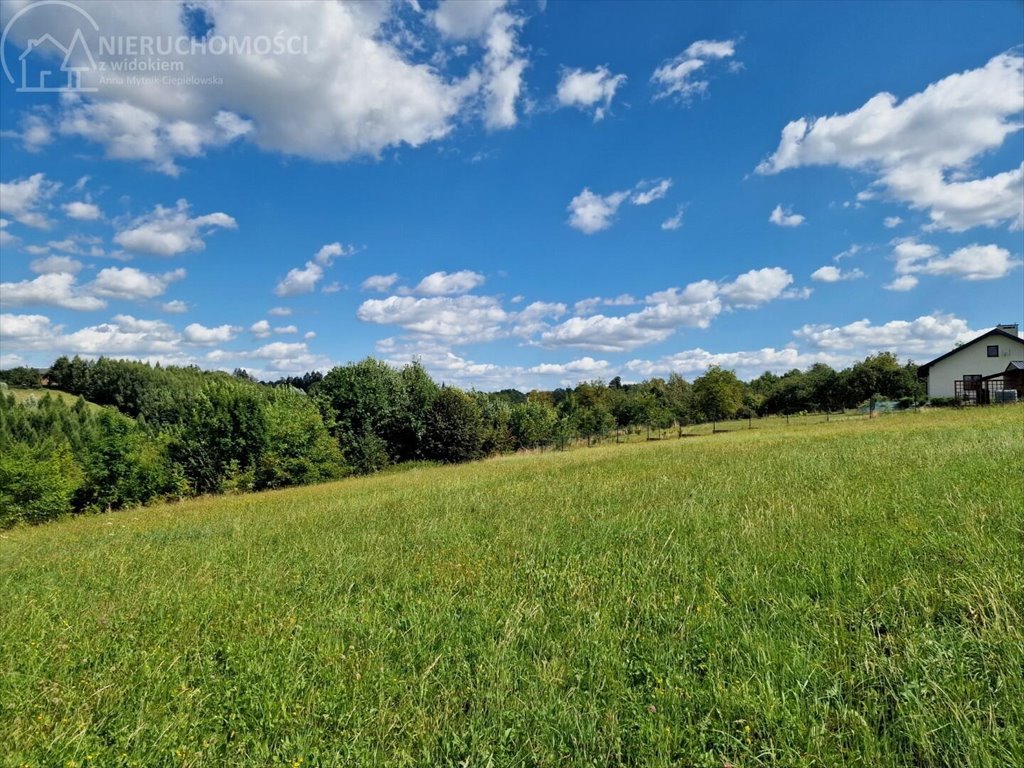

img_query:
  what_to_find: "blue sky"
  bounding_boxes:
[1,0,1021,388]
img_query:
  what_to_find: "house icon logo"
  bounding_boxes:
[2,1,100,93]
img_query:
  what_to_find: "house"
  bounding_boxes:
[982,361,1024,403]
[918,324,1024,402]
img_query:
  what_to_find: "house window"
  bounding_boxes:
[987,345,999,357]
[963,374,982,391]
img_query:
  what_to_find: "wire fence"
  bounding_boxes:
[549,408,902,452]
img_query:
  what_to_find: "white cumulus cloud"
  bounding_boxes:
[90,267,186,301]
[652,38,738,102]
[811,265,866,282]
[0,272,105,311]
[556,66,627,121]
[361,273,399,292]
[769,204,805,227]
[0,172,60,229]
[757,53,1024,232]
[183,322,239,345]
[63,201,103,221]
[114,199,236,256]
[567,188,630,234]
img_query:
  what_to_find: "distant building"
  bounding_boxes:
[918,325,1024,403]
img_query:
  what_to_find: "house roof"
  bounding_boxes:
[917,327,1024,377]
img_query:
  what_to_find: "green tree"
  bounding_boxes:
[423,387,484,463]
[692,367,745,422]
[313,359,410,472]
[509,399,558,449]
[0,441,83,527]
[255,390,346,489]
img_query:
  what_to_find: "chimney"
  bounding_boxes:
[996,323,1020,337]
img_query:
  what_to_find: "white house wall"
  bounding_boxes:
[927,336,1024,398]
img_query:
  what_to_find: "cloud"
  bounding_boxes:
[652,38,738,102]
[247,340,332,373]
[757,53,1024,232]
[91,267,186,300]
[884,275,919,292]
[567,188,630,233]
[883,216,903,228]
[632,178,673,205]
[275,242,354,296]
[794,313,977,356]
[268,306,292,317]
[250,320,272,338]
[542,280,720,352]
[556,66,627,120]
[573,294,638,316]
[606,315,980,384]
[361,273,400,292]
[275,261,324,297]
[539,312,681,352]
[56,315,187,360]
[432,0,529,130]
[403,336,603,389]
[539,268,800,352]
[0,311,329,376]
[626,346,849,381]
[274,325,298,334]
[528,356,611,377]
[568,178,675,233]
[432,0,505,38]
[30,255,83,275]
[0,272,105,311]
[114,199,236,256]
[769,204,805,227]
[408,270,485,296]
[357,294,509,344]
[719,267,795,307]
[0,313,64,344]
[63,201,103,221]
[45,234,103,256]
[661,207,685,231]
[183,322,239,345]
[510,300,567,336]
[314,242,355,265]
[684,40,737,59]
[1,114,53,152]
[0,218,16,247]
[891,239,1022,283]
[162,299,189,313]
[0,172,60,228]
[919,244,1020,280]
[811,265,866,282]
[4,2,528,174]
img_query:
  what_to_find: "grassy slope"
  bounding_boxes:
[3,387,102,410]
[1,407,1022,768]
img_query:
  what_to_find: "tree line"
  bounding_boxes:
[0,352,924,528]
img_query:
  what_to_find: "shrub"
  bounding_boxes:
[423,387,484,464]
[0,441,82,528]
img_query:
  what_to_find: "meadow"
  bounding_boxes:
[1,406,1021,767]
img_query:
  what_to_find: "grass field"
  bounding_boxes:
[1,386,101,410]
[2,406,1022,767]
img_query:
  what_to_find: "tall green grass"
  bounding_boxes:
[2,406,1021,767]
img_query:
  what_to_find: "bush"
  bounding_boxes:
[423,387,484,464]
[0,441,82,527]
